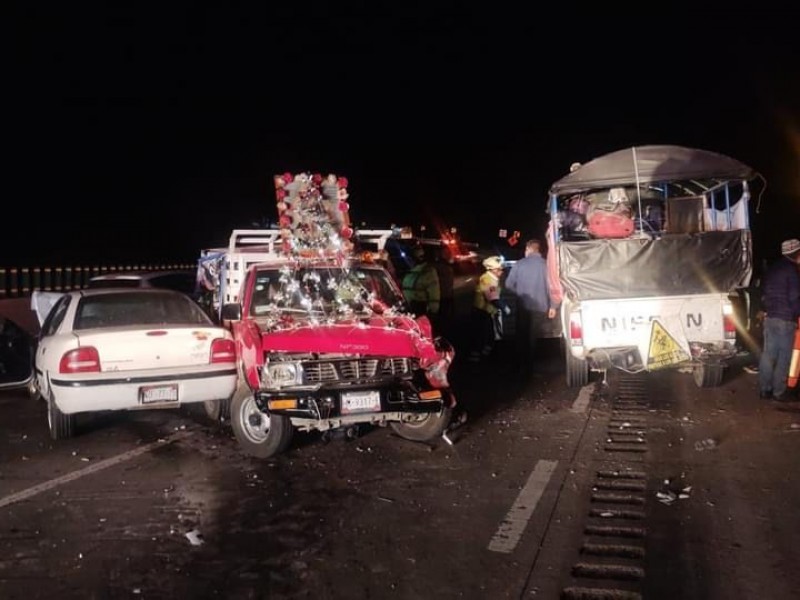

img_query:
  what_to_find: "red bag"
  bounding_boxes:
[587,212,635,238]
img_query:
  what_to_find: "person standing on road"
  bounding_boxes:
[468,256,508,362]
[504,238,557,365]
[758,238,800,401]
[401,246,440,325]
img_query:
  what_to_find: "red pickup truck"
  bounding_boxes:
[213,250,455,457]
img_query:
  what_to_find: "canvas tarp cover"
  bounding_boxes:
[550,145,757,195]
[558,230,751,301]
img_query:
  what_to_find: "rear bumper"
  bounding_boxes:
[584,341,737,372]
[50,368,238,414]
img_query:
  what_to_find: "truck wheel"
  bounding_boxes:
[47,392,75,440]
[693,363,724,388]
[565,341,589,387]
[230,385,292,458]
[390,408,452,442]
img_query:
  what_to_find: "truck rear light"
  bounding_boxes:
[569,313,583,345]
[722,304,736,339]
[59,347,101,373]
[210,338,236,363]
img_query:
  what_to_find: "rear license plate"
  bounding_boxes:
[140,384,179,404]
[341,390,381,414]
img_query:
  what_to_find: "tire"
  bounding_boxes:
[203,397,231,423]
[693,363,724,388]
[28,378,42,402]
[565,340,589,388]
[230,385,293,458]
[390,407,453,442]
[47,393,75,440]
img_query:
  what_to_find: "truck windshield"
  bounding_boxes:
[249,265,404,318]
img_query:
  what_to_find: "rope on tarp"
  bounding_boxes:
[632,146,644,234]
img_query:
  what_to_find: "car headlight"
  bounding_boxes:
[265,362,302,387]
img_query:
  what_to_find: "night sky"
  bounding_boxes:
[7,6,799,268]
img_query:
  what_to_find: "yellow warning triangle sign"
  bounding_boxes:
[647,320,691,369]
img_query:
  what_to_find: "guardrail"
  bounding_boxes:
[0,264,195,298]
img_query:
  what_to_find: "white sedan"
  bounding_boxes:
[32,288,238,439]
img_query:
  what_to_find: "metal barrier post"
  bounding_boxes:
[9,268,19,297]
[20,268,30,294]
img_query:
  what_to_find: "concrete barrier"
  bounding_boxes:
[0,264,194,299]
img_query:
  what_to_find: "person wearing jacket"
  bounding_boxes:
[505,238,556,364]
[401,246,440,323]
[758,238,800,401]
[468,255,508,362]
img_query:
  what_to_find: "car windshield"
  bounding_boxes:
[249,265,404,318]
[75,291,213,329]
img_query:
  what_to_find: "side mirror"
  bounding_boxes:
[221,303,242,322]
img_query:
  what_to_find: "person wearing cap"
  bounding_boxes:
[758,238,800,401]
[468,255,508,362]
[401,245,440,324]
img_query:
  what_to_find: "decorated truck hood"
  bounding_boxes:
[259,316,440,364]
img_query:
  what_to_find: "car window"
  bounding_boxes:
[41,295,71,337]
[74,292,212,329]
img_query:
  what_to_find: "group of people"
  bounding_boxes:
[467,238,556,364]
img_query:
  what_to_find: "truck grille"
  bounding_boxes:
[303,358,413,384]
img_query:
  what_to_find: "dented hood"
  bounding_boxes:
[260,316,440,363]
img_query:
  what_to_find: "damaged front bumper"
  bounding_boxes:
[253,378,452,433]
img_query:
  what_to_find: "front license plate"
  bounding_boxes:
[140,384,179,404]
[341,390,381,414]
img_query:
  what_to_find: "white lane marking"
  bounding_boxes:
[488,459,558,554]
[0,431,192,509]
[570,383,594,413]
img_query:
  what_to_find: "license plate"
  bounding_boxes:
[341,390,381,414]
[140,384,179,404]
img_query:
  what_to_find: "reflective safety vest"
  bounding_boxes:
[473,271,501,315]
[401,264,440,315]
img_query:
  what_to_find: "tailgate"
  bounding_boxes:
[75,327,221,372]
[580,294,727,354]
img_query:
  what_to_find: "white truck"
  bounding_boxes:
[546,145,758,388]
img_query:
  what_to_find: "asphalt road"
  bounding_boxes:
[2,295,800,599]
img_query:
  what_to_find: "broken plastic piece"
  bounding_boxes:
[185,529,204,546]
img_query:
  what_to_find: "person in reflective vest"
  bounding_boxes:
[401,246,440,322]
[468,256,509,362]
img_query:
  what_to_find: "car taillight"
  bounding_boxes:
[210,338,236,364]
[569,312,583,346]
[59,347,101,373]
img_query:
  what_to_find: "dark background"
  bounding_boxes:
[7,5,799,267]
